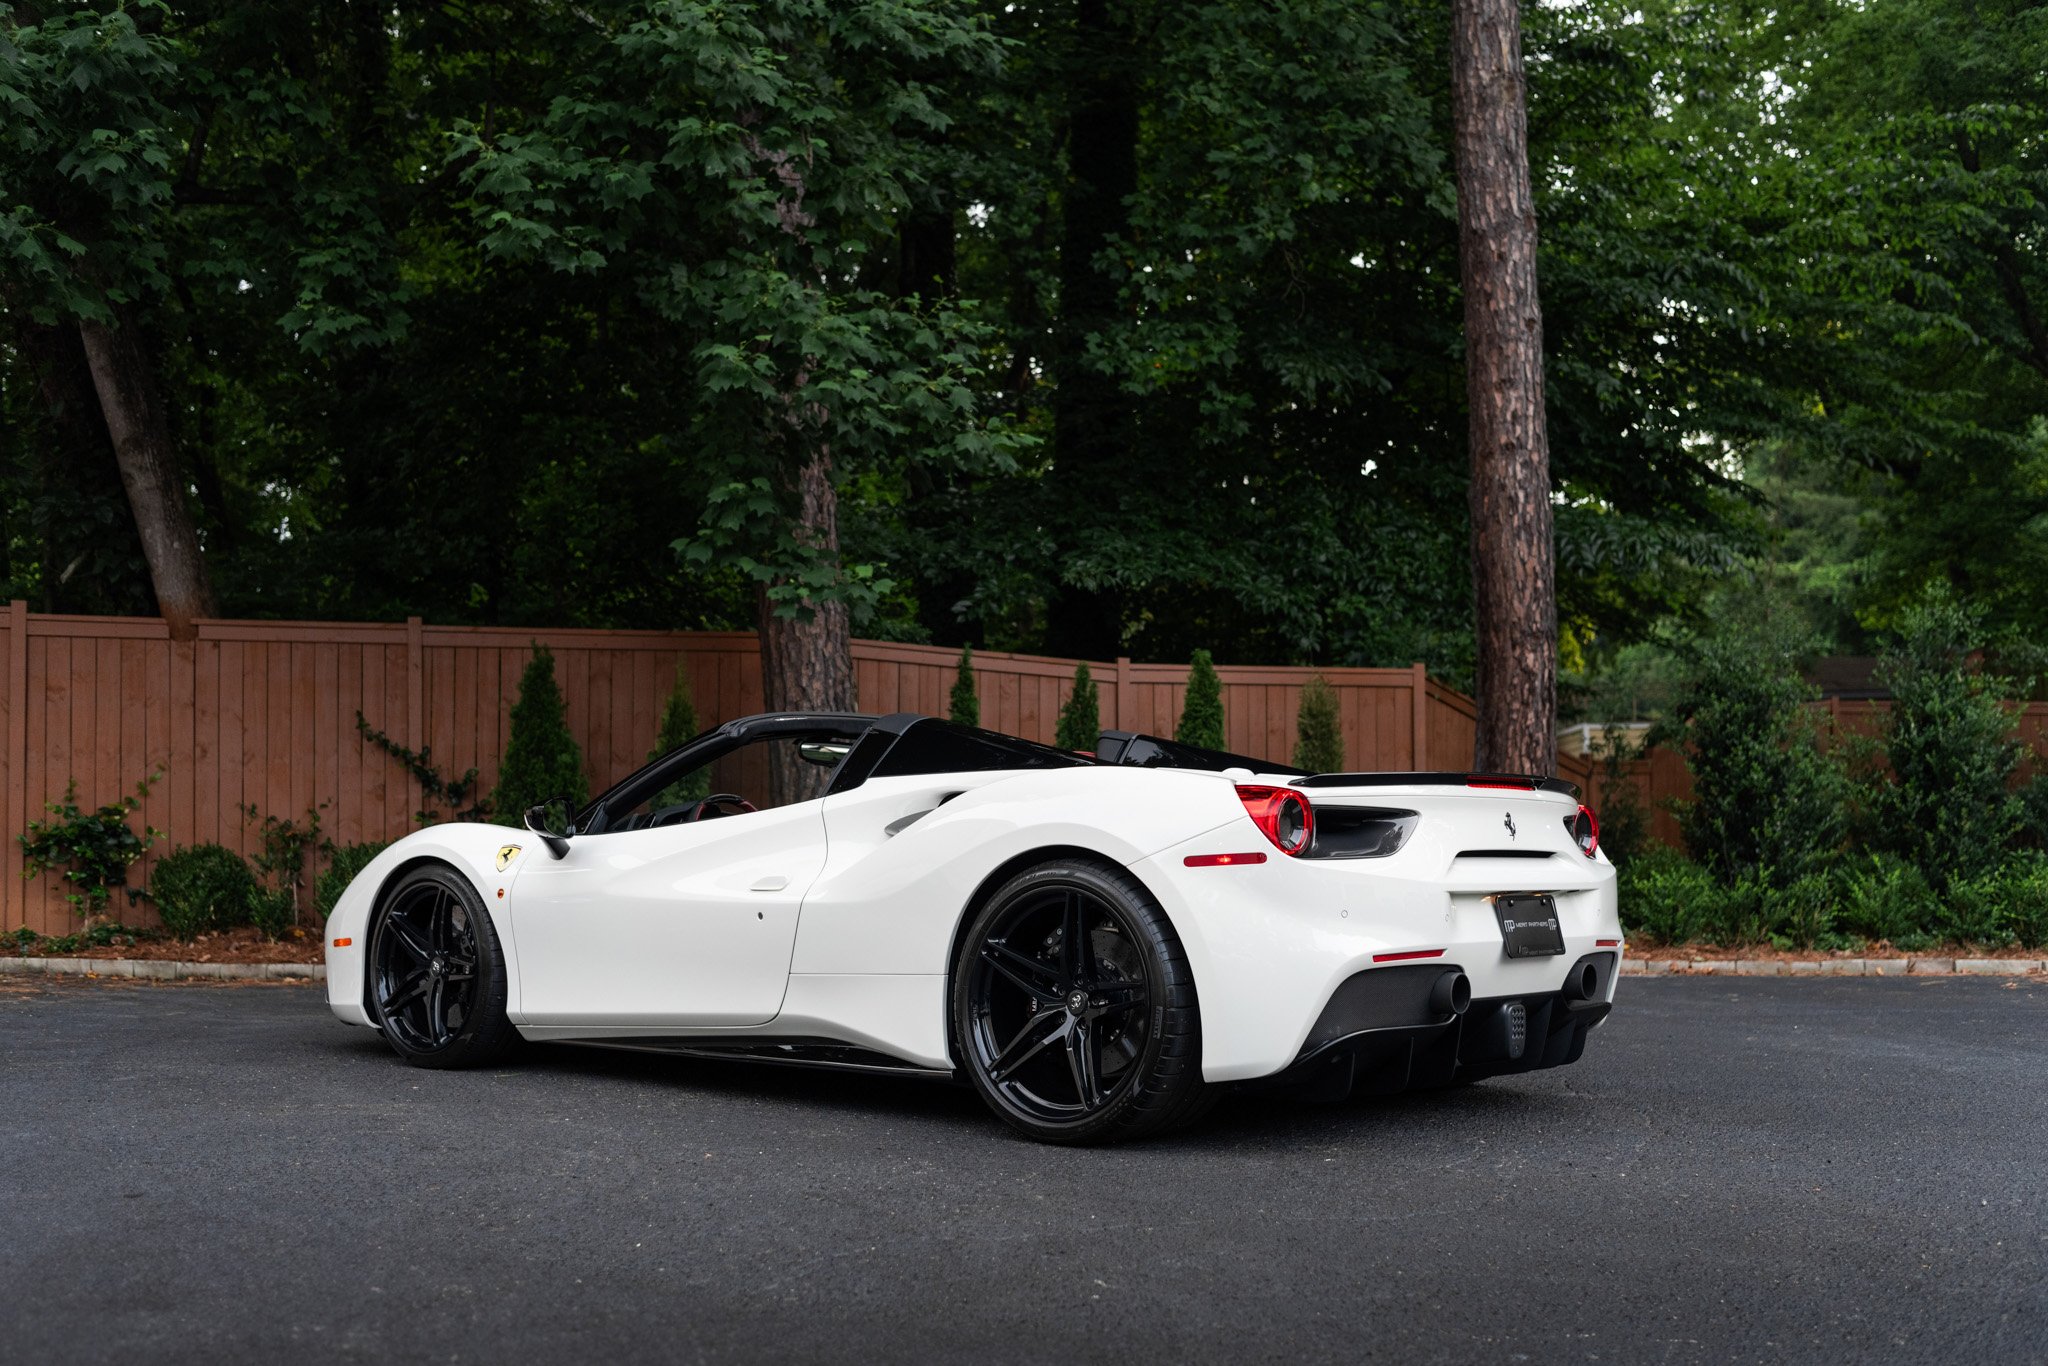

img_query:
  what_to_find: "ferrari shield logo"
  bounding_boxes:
[495,844,523,871]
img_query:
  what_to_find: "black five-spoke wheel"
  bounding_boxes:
[368,865,519,1068]
[954,859,1208,1143]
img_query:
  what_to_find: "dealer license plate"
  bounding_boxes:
[1493,893,1565,959]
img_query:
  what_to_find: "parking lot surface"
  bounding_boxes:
[2,975,2042,1363]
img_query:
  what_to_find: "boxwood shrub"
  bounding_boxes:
[148,844,257,940]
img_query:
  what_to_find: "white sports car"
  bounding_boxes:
[324,712,1622,1144]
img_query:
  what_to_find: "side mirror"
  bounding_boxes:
[523,800,575,860]
[798,741,851,767]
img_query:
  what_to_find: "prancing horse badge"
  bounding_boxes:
[495,844,523,871]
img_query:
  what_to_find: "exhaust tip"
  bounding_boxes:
[1429,969,1472,1017]
[1564,961,1600,1002]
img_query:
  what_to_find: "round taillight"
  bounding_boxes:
[1236,785,1315,857]
[1569,804,1599,859]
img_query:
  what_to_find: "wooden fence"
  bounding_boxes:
[1,608,1460,934]
[11,605,2044,934]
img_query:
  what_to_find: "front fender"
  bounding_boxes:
[323,823,536,1026]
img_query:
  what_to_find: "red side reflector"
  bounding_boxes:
[1183,852,1269,868]
[330,937,352,948]
[1596,938,1621,947]
[1372,948,1446,963]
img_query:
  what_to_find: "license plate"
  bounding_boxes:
[1493,893,1564,958]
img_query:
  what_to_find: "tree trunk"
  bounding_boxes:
[1451,0,1556,777]
[76,310,218,638]
[757,444,855,805]
[1045,0,1140,662]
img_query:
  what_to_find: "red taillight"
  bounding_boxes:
[1567,804,1599,859]
[1236,785,1314,856]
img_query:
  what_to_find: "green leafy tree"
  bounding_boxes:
[1867,587,2024,890]
[490,646,588,820]
[949,645,979,726]
[650,663,712,807]
[1293,675,1344,774]
[1055,663,1099,752]
[1176,649,1225,750]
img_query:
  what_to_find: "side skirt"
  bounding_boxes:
[552,1036,959,1082]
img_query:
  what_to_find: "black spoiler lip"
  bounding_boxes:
[1290,771,1581,797]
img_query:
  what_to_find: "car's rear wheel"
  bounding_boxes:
[368,865,520,1068]
[952,859,1209,1144]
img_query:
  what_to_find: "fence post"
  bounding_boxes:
[406,616,424,812]
[5,601,25,920]
[1115,656,1130,730]
[1410,662,1428,770]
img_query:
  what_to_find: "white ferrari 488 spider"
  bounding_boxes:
[324,712,1622,1143]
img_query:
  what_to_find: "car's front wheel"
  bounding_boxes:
[952,859,1209,1144]
[368,864,520,1068]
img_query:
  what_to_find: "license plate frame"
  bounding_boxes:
[1493,893,1565,959]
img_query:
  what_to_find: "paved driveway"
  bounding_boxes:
[2,976,2042,1363]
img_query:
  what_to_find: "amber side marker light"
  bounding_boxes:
[1183,852,1268,868]
[330,937,352,948]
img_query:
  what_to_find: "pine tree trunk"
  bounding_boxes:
[76,310,218,638]
[757,443,854,806]
[1451,0,1556,776]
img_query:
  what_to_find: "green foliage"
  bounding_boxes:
[1866,587,2024,890]
[239,804,322,936]
[1055,664,1100,753]
[491,645,588,821]
[314,842,389,923]
[1617,846,1715,947]
[1292,675,1344,774]
[649,665,711,809]
[356,714,487,825]
[949,646,980,727]
[147,845,256,940]
[1175,650,1225,750]
[1664,628,1846,887]
[19,774,162,919]
[1834,854,1939,948]
[1591,728,1650,867]
[2,922,155,956]
[1773,875,1835,952]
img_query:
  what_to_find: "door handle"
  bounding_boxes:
[750,875,789,892]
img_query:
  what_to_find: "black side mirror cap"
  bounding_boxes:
[523,803,573,859]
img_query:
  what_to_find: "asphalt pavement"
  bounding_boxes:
[2,974,2043,1364]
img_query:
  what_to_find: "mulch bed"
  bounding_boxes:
[17,926,325,965]
[1629,942,2043,962]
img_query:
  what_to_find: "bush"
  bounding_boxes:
[649,664,711,809]
[148,844,257,940]
[949,645,979,726]
[1618,847,1716,946]
[314,842,389,922]
[1867,586,2024,890]
[1591,726,1650,867]
[1994,858,2048,949]
[1834,853,1938,947]
[1293,675,1345,773]
[1664,626,1846,887]
[20,774,163,918]
[247,885,297,939]
[490,644,588,820]
[1773,874,1834,951]
[1055,663,1099,752]
[1176,649,1225,750]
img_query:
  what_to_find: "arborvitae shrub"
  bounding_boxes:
[1055,663,1100,751]
[490,644,588,820]
[315,842,389,921]
[1176,649,1225,750]
[149,844,257,939]
[650,664,712,807]
[949,645,980,726]
[1293,675,1344,773]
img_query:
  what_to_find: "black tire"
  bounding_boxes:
[367,864,521,1069]
[952,859,1210,1144]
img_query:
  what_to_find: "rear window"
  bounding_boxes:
[869,721,1088,779]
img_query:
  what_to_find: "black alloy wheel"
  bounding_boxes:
[953,859,1208,1144]
[368,865,519,1068]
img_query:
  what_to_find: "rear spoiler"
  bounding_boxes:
[1293,771,1581,797]
[1094,730,1309,777]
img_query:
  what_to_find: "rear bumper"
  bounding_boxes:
[1248,951,1618,1099]
[1130,830,1622,1083]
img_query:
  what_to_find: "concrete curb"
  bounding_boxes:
[1622,956,2042,978]
[0,957,324,982]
